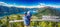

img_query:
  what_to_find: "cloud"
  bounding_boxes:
[37,3,60,8]
[40,3,46,6]
[0,2,46,8]
[0,2,60,8]
[46,5,60,8]
[0,2,14,7]
[0,2,7,5]
[16,3,46,8]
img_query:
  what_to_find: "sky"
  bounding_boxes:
[0,0,60,8]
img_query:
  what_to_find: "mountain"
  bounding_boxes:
[34,6,60,19]
[0,5,38,17]
[0,5,60,18]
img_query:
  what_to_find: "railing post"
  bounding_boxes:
[6,16,10,27]
[10,23,13,27]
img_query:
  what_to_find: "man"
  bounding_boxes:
[23,11,32,27]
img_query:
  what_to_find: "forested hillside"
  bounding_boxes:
[0,6,60,27]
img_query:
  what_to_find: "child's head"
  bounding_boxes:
[24,12,27,16]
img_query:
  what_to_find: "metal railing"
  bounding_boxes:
[9,19,60,27]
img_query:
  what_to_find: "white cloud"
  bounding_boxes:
[0,2,46,8]
[0,2,7,5]
[0,2,60,8]
[46,5,60,8]
[40,3,46,6]
[0,2,14,7]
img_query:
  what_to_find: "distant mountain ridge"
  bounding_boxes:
[0,5,38,17]
[0,5,60,17]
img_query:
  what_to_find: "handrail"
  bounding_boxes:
[9,19,60,23]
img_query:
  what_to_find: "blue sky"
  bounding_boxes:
[0,0,60,8]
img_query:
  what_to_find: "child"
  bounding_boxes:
[23,11,32,27]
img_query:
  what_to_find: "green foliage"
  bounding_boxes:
[17,15,22,20]
[0,20,2,25]
[57,22,60,27]
[0,7,60,27]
